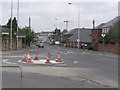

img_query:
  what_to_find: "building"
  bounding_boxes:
[92,16,119,50]
[96,16,120,34]
[91,29,102,50]
[35,31,53,42]
[66,28,92,48]
[1,26,26,50]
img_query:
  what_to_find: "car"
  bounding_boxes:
[38,42,44,48]
[55,41,60,45]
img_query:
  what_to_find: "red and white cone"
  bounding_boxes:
[27,54,32,63]
[34,50,39,60]
[21,49,27,62]
[45,51,51,63]
[56,50,62,62]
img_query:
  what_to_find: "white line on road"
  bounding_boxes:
[73,61,78,64]
[3,59,17,65]
[3,56,24,57]
[18,60,27,63]
[2,55,37,58]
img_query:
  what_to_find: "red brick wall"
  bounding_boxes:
[91,29,102,44]
[98,44,120,55]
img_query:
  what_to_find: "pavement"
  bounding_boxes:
[1,43,118,88]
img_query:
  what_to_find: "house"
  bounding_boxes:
[96,16,120,34]
[66,28,92,48]
[92,16,119,51]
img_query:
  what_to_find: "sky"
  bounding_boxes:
[0,0,119,33]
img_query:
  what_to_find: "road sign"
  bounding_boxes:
[101,33,106,37]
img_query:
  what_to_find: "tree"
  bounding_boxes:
[53,28,61,41]
[99,36,103,44]
[19,26,35,46]
[107,20,119,44]
[12,17,17,32]
[99,18,120,44]
[6,17,17,32]
[62,29,69,43]
[6,18,11,29]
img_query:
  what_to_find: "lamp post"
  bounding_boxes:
[68,3,80,49]
[10,0,13,50]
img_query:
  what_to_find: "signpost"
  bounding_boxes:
[101,33,106,44]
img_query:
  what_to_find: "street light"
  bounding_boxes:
[68,3,80,49]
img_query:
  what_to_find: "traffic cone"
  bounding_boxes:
[56,50,62,62]
[45,51,51,63]
[34,50,39,60]
[21,49,27,62]
[27,54,32,62]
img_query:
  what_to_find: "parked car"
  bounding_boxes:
[38,42,44,48]
[55,41,60,45]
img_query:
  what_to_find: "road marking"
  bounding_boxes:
[73,61,78,64]
[18,60,27,63]
[3,55,35,57]
[64,51,74,54]
[3,59,17,64]
[3,56,23,57]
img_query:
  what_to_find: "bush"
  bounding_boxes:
[99,36,103,44]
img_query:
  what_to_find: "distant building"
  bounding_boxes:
[35,31,53,42]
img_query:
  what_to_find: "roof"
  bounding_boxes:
[68,28,92,42]
[1,26,26,38]
[95,16,120,29]
[2,26,10,34]
[95,23,106,29]
[35,31,53,37]
[103,16,120,28]
[17,32,26,38]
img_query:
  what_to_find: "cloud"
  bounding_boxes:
[1,1,118,32]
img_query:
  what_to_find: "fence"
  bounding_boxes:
[98,44,120,55]
[2,39,23,51]
[2,66,22,88]
[65,42,91,49]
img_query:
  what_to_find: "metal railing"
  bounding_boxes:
[2,66,22,88]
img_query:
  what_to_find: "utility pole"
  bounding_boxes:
[17,0,19,50]
[28,17,31,46]
[29,17,31,32]
[93,20,95,29]
[10,0,13,50]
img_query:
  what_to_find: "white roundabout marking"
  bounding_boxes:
[3,59,17,64]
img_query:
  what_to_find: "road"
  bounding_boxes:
[1,43,118,88]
